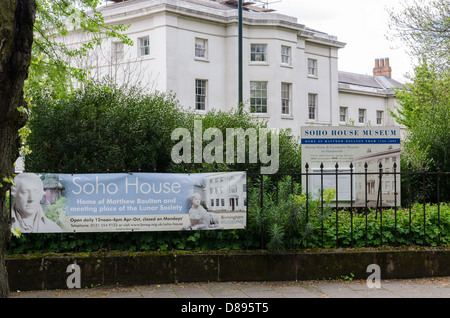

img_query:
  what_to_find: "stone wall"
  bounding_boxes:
[6,246,450,291]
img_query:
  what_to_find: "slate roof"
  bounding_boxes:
[101,0,253,12]
[338,71,404,95]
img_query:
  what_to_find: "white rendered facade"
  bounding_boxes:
[64,0,403,139]
[337,69,404,133]
[205,171,246,212]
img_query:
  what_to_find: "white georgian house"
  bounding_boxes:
[63,0,404,139]
[338,58,403,129]
[205,171,246,212]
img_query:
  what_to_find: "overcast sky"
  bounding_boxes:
[268,0,415,83]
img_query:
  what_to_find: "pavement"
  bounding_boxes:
[9,276,450,299]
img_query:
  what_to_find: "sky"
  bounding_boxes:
[268,0,415,83]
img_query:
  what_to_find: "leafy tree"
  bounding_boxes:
[187,109,302,174]
[392,61,449,129]
[388,0,449,203]
[387,0,450,72]
[26,80,191,173]
[26,80,302,175]
[0,0,36,299]
[0,0,129,297]
[28,0,131,97]
[393,63,450,202]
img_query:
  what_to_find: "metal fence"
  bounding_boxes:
[6,162,450,254]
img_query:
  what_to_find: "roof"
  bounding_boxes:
[103,0,277,12]
[101,0,260,12]
[99,0,345,49]
[338,71,404,96]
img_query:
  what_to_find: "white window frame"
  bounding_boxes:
[112,41,124,61]
[340,107,348,123]
[376,110,384,125]
[308,93,317,120]
[359,108,366,124]
[138,36,150,57]
[250,44,268,62]
[195,79,207,111]
[195,38,208,59]
[281,82,291,115]
[250,81,268,114]
[308,58,318,77]
[281,45,291,65]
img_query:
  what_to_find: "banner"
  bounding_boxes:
[301,126,401,207]
[10,172,247,233]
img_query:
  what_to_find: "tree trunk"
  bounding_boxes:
[0,0,36,298]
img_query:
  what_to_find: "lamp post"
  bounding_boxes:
[238,0,243,114]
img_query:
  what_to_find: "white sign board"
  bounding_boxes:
[301,126,401,207]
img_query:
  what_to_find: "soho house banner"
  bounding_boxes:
[10,171,247,234]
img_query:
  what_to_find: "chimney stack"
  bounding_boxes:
[373,58,392,78]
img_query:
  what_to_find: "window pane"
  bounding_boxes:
[308,94,316,120]
[195,80,207,110]
[195,38,207,58]
[251,44,267,61]
[281,83,290,115]
[139,37,150,56]
[359,109,366,123]
[281,46,290,64]
[113,42,124,61]
[250,81,268,113]
[340,107,347,122]
[308,59,317,76]
[377,111,383,125]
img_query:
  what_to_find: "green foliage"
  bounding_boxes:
[26,80,191,173]
[43,197,67,223]
[307,203,450,248]
[6,229,249,254]
[387,0,449,72]
[392,61,449,130]
[388,1,449,203]
[6,185,449,254]
[247,176,315,250]
[28,0,131,97]
[17,79,304,254]
[245,177,450,251]
[392,62,450,202]
[25,80,302,174]
[177,109,302,174]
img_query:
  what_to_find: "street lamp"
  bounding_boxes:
[238,0,243,114]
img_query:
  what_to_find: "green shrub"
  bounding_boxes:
[26,81,190,173]
[26,81,301,174]
[393,63,450,203]
[11,80,303,254]
[246,175,450,250]
[307,203,450,248]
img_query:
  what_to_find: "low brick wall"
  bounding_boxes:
[6,246,450,291]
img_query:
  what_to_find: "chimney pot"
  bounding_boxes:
[373,57,392,78]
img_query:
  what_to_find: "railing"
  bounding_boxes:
[6,162,450,254]
[250,162,448,249]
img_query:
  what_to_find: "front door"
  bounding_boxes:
[229,198,235,211]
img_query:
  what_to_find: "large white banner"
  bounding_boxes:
[10,172,247,233]
[301,126,401,207]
